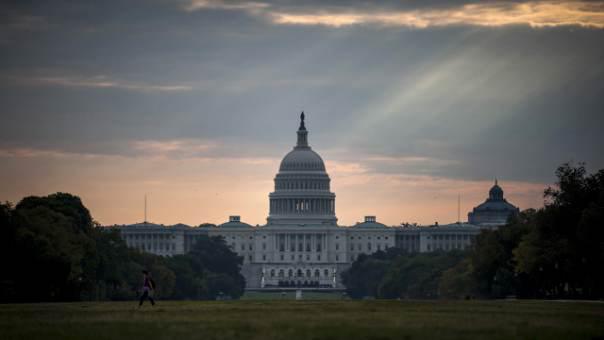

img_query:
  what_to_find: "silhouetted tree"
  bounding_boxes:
[0,193,244,302]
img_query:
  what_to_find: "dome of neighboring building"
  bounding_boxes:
[353,216,388,228]
[468,180,519,226]
[218,215,253,228]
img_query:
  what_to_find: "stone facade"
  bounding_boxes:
[108,114,516,290]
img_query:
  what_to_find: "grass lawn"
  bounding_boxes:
[1,300,603,340]
[242,290,345,300]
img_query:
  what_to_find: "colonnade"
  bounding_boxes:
[274,233,327,253]
[275,180,329,190]
[270,198,335,215]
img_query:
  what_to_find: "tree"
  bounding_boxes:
[379,251,467,299]
[341,254,391,298]
[0,192,245,302]
[342,249,468,299]
[438,258,477,299]
[165,235,245,299]
[1,194,97,301]
[471,210,534,298]
[514,164,604,298]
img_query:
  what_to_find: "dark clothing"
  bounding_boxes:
[139,289,155,306]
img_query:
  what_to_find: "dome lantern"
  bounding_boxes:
[489,179,504,201]
[296,111,309,148]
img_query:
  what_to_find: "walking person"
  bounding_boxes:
[139,270,156,307]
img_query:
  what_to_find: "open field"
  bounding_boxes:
[1,300,603,340]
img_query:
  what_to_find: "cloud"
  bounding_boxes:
[184,1,604,29]
[132,139,218,157]
[0,142,546,226]
[12,75,193,92]
[326,159,546,225]
[185,0,269,12]
[0,147,79,159]
[0,139,279,165]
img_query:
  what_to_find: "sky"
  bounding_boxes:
[1,0,603,226]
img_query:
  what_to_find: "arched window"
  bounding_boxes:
[306,269,311,277]
[324,269,329,277]
[279,269,284,277]
[270,269,275,278]
[314,269,320,277]
[288,269,293,277]
[297,269,303,277]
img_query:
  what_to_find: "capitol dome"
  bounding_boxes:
[267,112,337,226]
[279,148,326,172]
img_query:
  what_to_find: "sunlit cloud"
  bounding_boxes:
[13,75,193,92]
[184,1,604,29]
[271,2,604,28]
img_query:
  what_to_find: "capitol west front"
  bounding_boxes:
[112,114,519,290]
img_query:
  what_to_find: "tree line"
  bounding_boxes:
[342,163,604,299]
[0,193,245,302]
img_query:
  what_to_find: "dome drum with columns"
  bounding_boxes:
[268,112,337,226]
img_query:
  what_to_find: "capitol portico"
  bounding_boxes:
[111,113,520,290]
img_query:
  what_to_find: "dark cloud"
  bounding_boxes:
[0,0,603,184]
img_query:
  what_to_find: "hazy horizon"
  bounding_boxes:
[1,0,603,226]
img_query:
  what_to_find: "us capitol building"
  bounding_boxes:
[108,113,519,290]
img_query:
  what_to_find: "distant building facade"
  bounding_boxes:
[468,180,520,226]
[108,114,518,290]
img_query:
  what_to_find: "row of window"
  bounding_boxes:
[131,242,176,252]
[349,243,389,252]
[268,268,333,278]
[350,235,390,240]
[397,235,420,241]
[124,233,173,240]
[427,243,469,251]
[233,242,391,254]
[249,253,343,262]
[278,243,322,252]
[429,234,473,241]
